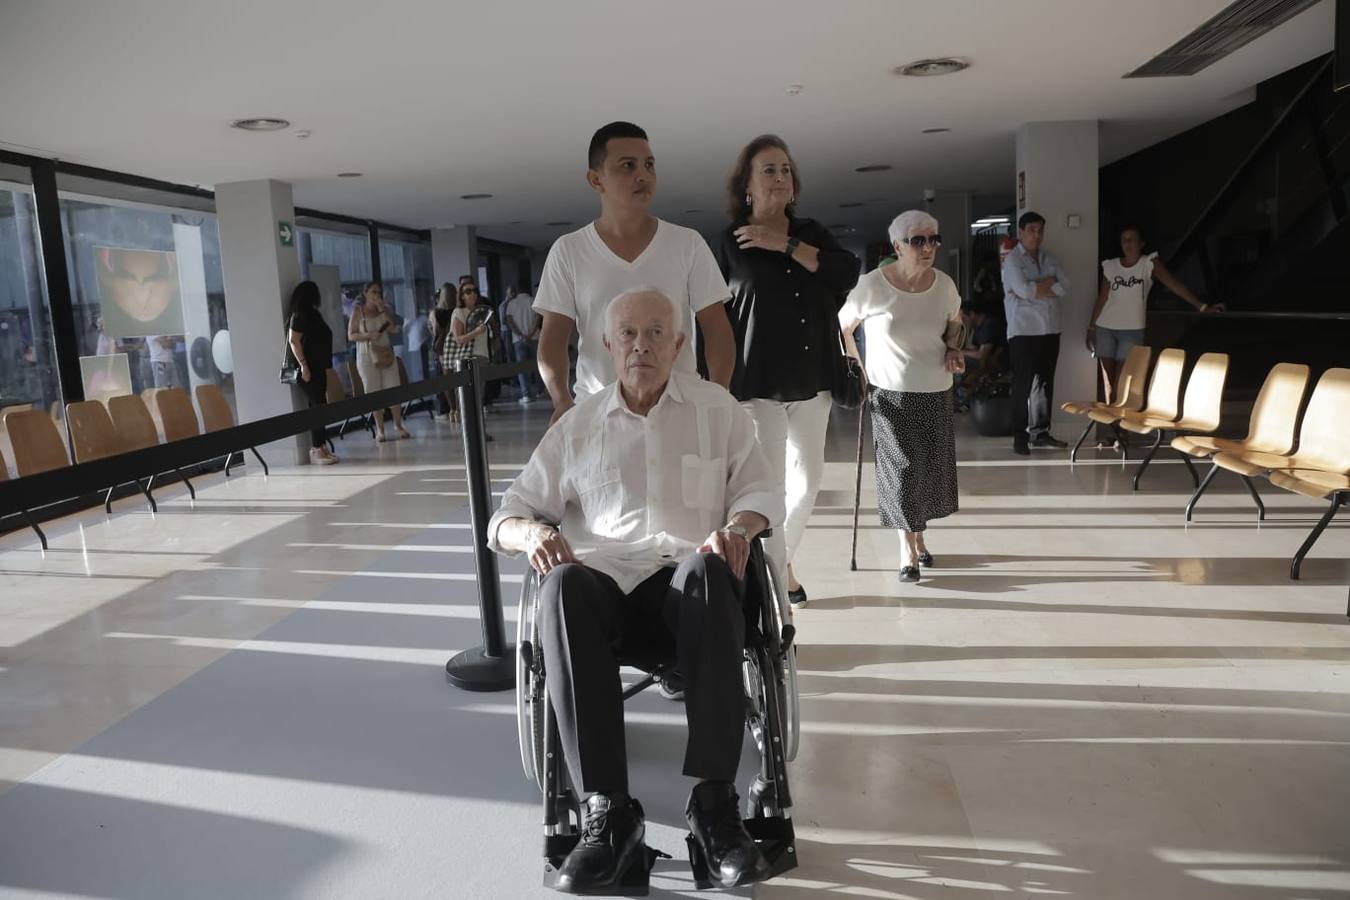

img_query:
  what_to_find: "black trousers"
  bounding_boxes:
[538,553,747,795]
[298,371,327,448]
[1008,333,1060,441]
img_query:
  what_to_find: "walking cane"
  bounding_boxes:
[849,391,868,571]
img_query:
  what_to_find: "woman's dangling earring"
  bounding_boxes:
[745,193,752,208]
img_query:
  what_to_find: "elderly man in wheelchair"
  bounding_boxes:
[489,288,799,894]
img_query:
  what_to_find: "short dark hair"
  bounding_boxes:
[458,274,474,284]
[588,121,649,170]
[1018,211,1045,230]
[726,134,801,221]
[1119,223,1145,240]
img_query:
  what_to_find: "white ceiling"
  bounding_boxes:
[0,0,1334,249]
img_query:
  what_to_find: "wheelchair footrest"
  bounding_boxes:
[685,816,798,890]
[543,834,670,896]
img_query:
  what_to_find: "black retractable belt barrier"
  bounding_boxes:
[445,356,515,692]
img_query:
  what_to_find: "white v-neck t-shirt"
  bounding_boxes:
[533,218,730,397]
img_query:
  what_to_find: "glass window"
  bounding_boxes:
[298,221,372,374]
[0,162,62,433]
[378,232,434,380]
[56,182,233,420]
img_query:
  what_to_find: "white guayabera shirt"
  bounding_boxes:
[488,371,782,593]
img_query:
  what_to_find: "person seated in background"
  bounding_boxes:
[961,300,1008,393]
[488,288,783,893]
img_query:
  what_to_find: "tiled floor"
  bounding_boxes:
[0,402,1347,899]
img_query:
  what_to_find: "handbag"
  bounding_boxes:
[443,307,492,368]
[831,324,865,409]
[279,339,301,384]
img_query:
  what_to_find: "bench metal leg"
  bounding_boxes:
[1185,464,1219,523]
[105,485,116,514]
[1290,494,1343,581]
[222,451,238,478]
[1241,475,1266,522]
[1179,446,1199,488]
[21,509,46,551]
[248,446,269,477]
[174,467,196,501]
[1131,431,1163,491]
[1069,419,1093,464]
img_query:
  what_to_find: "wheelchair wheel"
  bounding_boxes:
[516,573,546,788]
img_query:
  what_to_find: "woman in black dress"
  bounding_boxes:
[285,280,337,465]
[714,134,861,608]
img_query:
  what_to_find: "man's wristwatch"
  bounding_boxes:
[784,236,800,256]
[722,523,749,540]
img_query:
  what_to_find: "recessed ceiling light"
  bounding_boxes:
[784,84,804,95]
[508,221,524,226]
[828,223,855,232]
[854,164,892,173]
[230,117,290,132]
[838,202,865,208]
[461,193,493,200]
[684,209,702,214]
[337,172,363,178]
[545,221,575,227]
[895,58,970,77]
[921,127,953,134]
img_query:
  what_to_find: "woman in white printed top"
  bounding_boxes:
[1088,224,1220,404]
[840,210,966,584]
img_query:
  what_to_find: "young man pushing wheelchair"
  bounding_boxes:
[489,288,784,892]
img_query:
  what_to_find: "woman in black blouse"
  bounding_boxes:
[715,134,861,608]
[285,280,337,465]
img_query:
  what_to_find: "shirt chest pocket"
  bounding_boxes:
[681,454,726,511]
[576,467,623,532]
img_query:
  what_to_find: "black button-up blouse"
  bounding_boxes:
[714,217,862,402]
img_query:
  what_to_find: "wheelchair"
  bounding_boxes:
[514,534,800,894]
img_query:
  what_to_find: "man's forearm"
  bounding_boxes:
[537,338,572,407]
[495,516,540,555]
[698,305,735,388]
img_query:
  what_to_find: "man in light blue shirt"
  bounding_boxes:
[1002,211,1070,455]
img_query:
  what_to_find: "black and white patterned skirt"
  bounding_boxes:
[870,387,959,532]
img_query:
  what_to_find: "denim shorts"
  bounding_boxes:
[1094,326,1145,361]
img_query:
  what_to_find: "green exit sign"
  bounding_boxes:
[278,220,295,247]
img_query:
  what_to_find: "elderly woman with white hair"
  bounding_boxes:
[839,210,965,583]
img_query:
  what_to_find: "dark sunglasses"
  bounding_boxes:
[901,235,943,249]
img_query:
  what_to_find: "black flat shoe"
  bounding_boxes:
[917,550,934,567]
[1013,440,1030,456]
[686,782,770,889]
[787,586,808,609]
[556,793,647,894]
[899,565,921,582]
[1031,433,1068,448]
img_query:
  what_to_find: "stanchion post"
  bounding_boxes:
[445,356,515,691]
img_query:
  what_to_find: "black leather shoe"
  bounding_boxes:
[788,586,808,609]
[556,793,646,894]
[659,672,685,701]
[917,550,934,567]
[899,565,921,582]
[686,781,770,888]
[1031,433,1068,448]
[1013,440,1030,456]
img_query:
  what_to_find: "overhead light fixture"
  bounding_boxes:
[337,172,363,178]
[461,193,493,200]
[838,202,865,208]
[545,221,575,227]
[230,117,290,132]
[895,58,970,77]
[784,84,804,95]
[684,209,702,214]
[508,220,524,226]
[854,165,892,173]
[921,127,952,134]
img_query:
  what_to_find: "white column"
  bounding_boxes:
[431,226,477,288]
[1015,121,1100,425]
[215,179,306,463]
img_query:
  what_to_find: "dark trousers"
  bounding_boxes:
[298,371,327,448]
[538,553,747,795]
[1009,333,1060,442]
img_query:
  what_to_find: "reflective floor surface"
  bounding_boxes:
[0,401,1347,899]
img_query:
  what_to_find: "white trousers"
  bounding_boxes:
[742,390,833,575]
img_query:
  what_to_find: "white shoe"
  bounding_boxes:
[309,448,337,466]
[517,395,531,405]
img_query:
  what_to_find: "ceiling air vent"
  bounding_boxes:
[1123,0,1321,78]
